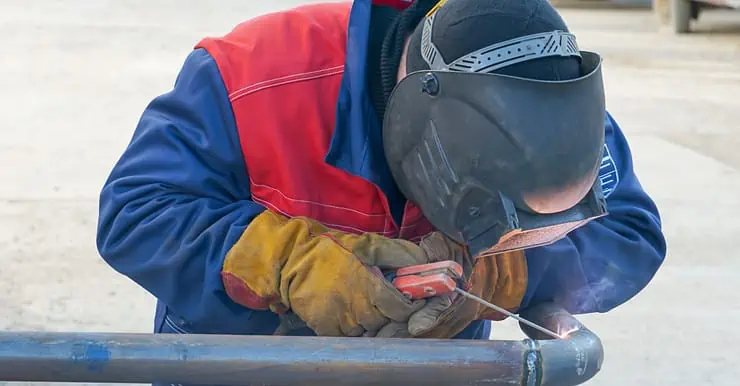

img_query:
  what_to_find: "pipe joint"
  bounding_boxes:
[523,339,543,386]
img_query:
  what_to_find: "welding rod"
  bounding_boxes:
[454,288,562,340]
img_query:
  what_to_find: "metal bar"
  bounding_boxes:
[0,303,604,386]
[0,332,528,385]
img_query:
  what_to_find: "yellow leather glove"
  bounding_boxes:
[221,210,433,337]
[375,232,528,338]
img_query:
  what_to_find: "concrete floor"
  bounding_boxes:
[1,1,740,385]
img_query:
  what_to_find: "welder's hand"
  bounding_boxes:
[221,211,432,337]
[376,234,529,339]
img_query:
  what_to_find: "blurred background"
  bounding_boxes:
[1,0,739,385]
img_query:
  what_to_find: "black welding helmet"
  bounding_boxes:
[383,0,608,256]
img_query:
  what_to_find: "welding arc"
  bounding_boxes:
[453,288,562,340]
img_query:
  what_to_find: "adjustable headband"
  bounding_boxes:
[421,9,582,73]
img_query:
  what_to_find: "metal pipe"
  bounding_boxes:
[0,303,603,386]
[519,304,605,386]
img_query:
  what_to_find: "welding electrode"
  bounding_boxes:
[453,288,563,340]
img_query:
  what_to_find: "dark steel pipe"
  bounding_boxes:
[0,303,603,386]
[520,304,605,386]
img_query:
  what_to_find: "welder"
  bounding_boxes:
[96,0,667,343]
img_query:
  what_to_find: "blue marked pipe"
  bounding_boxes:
[0,302,603,386]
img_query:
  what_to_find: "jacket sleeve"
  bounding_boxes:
[520,112,667,314]
[96,48,266,327]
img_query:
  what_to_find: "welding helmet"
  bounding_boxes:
[383,0,608,256]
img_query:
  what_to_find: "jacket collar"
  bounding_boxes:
[325,0,395,191]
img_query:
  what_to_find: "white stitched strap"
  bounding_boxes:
[420,12,446,71]
[421,11,581,73]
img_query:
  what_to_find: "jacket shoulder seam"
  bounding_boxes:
[229,65,345,102]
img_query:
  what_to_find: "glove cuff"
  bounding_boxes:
[221,211,318,312]
[222,271,285,311]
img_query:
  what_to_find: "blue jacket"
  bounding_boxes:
[96,0,666,338]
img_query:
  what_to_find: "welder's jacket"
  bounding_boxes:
[97,0,666,339]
